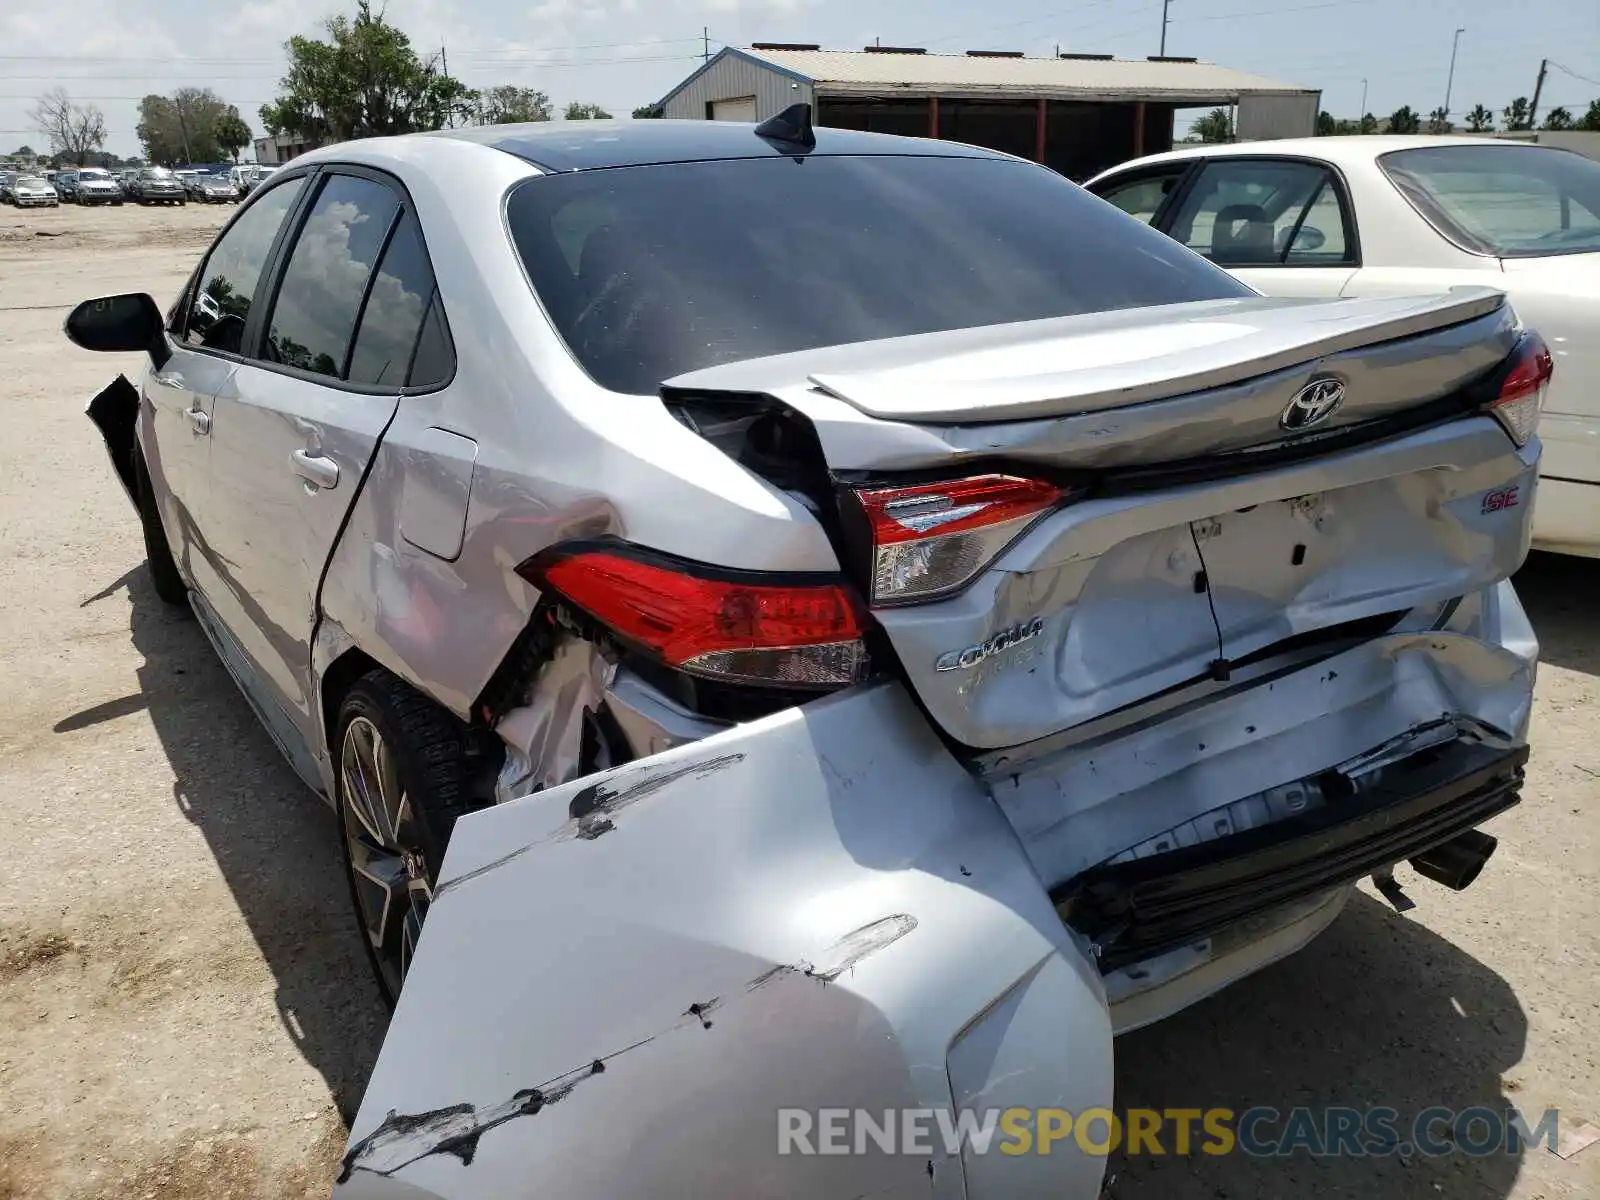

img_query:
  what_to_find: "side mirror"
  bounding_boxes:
[1294,226,1327,252]
[64,293,170,369]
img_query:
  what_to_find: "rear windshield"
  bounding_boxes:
[506,154,1251,395]
[1380,145,1600,258]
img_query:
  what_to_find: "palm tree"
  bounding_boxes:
[1465,104,1494,132]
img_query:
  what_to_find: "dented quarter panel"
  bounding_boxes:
[340,683,1114,1199]
[309,139,841,722]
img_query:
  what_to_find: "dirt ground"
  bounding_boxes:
[1,200,1596,1200]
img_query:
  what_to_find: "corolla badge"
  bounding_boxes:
[934,617,1046,672]
[1280,376,1346,431]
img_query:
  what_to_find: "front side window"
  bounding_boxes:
[1168,159,1350,267]
[506,154,1250,395]
[182,176,307,354]
[1092,168,1188,224]
[263,174,400,379]
[1380,145,1600,257]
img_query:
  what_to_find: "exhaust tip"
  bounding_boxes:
[1409,829,1498,891]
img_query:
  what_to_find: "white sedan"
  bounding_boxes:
[1087,136,1600,557]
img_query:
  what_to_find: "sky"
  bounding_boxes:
[2,0,1596,158]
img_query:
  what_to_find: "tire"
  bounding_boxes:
[131,447,188,607]
[334,669,493,1007]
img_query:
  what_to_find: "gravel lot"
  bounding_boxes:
[1,200,1596,1200]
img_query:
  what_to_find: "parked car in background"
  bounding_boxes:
[61,167,123,205]
[117,168,141,197]
[1087,136,1600,558]
[66,119,1542,1200]
[0,171,18,203]
[128,167,185,206]
[194,172,240,203]
[174,168,202,198]
[9,174,58,206]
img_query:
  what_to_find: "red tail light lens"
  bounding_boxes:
[1485,332,1553,447]
[522,547,870,688]
[853,474,1069,605]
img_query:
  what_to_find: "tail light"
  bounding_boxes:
[1485,332,1553,447]
[519,545,869,688]
[852,474,1071,605]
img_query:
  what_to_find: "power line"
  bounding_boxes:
[1549,61,1600,88]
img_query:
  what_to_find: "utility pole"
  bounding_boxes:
[1359,78,1368,120]
[1443,27,1465,118]
[441,44,454,128]
[1159,0,1171,56]
[703,27,710,63]
[1529,58,1548,127]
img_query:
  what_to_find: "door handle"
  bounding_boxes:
[185,407,211,435]
[154,372,187,390]
[291,449,340,490]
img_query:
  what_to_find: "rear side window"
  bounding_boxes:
[346,211,445,386]
[263,174,399,379]
[506,154,1250,395]
[1167,159,1350,267]
[1380,144,1600,257]
[182,176,307,354]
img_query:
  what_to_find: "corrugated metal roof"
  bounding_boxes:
[735,46,1313,101]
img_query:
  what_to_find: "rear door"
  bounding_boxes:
[147,174,310,590]
[1155,156,1360,297]
[194,167,440,766]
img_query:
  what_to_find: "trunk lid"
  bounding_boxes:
[665,289,1537,751]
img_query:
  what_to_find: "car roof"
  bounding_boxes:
[426,118,1001,173]
[1094,135,1561,174]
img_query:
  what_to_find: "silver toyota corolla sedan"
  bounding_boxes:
[67,112,1544,1199]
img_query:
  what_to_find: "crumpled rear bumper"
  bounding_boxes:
[338,584,1535,1200]
[338,682,1115,1200]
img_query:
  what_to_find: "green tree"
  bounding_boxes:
[12,143,36,158]
[1540,106,1573,131]
[1426,106,1453,134]
[260,1,475,144]
[473,85,552,124]
[138,89,229,163]
[1315,109,1336,135]
[214,107,253,160]
[1193,107,1233,143]
[563,102,612,120]
[1465,103,1494,132]
[1580,99,1600,131]
[1386,105,1421,134]
[632,104,661,119]
[1502,96,1531,131]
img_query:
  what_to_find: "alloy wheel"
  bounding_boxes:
[339,715,432,999]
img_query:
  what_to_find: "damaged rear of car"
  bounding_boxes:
[61,118,1541,1199]
[337,125,1542,1197]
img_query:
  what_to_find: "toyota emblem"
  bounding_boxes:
[1280,376,1346,431]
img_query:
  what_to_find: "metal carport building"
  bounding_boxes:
[657,45,1319,180]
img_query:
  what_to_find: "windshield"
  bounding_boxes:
[80,169,110,180]
[1380,145,1600,257]
[142,168,173,179]
[17,176,45,186]
[506,154,1251,395]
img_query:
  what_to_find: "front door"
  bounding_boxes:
[195,170,438,763]
[148,175,310,594]
[1160,156,1360,298]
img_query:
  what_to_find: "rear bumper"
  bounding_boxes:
[1058,721,1526,972]
[1532,412,1600,556]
